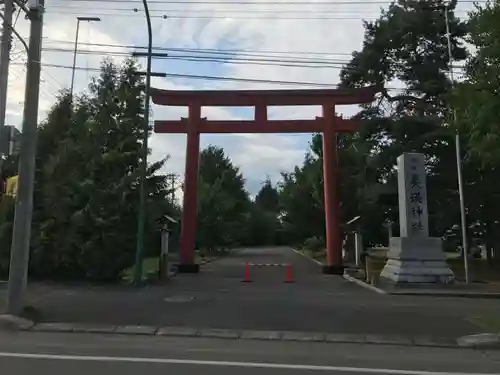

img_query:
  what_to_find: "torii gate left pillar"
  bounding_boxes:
[151,86,378,274]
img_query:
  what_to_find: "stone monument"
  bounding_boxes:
[380,153,454,284]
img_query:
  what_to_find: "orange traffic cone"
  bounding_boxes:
[284,263,295,283]
[242,262,252,282]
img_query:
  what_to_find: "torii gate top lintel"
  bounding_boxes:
[150,85,379,107]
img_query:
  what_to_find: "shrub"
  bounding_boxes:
[302,236,325,253]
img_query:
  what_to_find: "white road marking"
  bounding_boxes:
[0,352,496,375]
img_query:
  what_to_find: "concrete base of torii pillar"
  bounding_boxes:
[380,236,454,284]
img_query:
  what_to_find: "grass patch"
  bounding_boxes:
[468,315,500,332]
[122,257,160,283]
[448,258,500,282]
[122,249,232,283]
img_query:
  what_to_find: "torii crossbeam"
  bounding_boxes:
[151,86,379,274]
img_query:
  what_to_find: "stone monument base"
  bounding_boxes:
[379,236,454,284]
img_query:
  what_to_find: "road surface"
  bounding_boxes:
[0,331,499,374]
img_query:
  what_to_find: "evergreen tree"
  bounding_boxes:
[255,178,279,213]
[196,145,250,251]
[28,59,176,281]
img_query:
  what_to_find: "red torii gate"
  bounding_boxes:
[151,86,378,274]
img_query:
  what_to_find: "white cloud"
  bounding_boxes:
[5,0,477,194]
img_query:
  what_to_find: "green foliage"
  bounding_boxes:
[26,58,178,281]
[278,147,324,244]
[302,236,324,253]
[196,145,251,251]
[255,178,279,212]
[449,0,500,261]
[245,180,284,246]
[452,0,500,165]
[277,0,470,250]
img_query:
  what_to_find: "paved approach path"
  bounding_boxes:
[2,247,498,337]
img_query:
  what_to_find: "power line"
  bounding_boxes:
[42,9,473,20]
[39,39,467,67]
[43,38,356,57]
[42,46,351,64]
[41,46,467,72]
[48,4,472,13]
[51,8,442,15]
[43,11,386,19]
[10,63,60,99]
[7,7,64,98]
[8,61,443,92]
[49,3,476,13]
[44,0,477,20]
[57,0,485,4]
[11,61,341,86]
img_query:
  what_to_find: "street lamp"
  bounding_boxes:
[133,0,153,285]
[70,16,101,98]
[443,1,469,284]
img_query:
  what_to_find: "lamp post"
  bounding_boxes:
[133,0,153,285]
[443,1,469,284]
[70,16,100,98]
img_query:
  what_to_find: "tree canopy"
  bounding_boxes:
[452,0,500,165]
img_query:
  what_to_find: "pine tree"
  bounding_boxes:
[29,59,176,281]
[196,145,250,251]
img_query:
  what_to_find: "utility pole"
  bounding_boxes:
[133,0,153,285]
[6,0,44,315]
[444,2,469,284]
[165,173,177,204]
[0,0,14,174]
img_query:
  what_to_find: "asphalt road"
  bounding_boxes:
[0,331,499,374]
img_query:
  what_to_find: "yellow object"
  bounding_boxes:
[5,175,18,197]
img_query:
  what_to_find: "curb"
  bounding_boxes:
[389,291,500,299]
[0,321,476,349]
[0,314,35,331]
[457,333,500,349]
[342,274,387,294]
